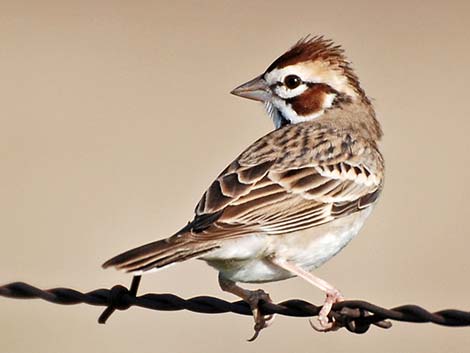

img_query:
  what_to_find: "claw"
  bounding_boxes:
[248,312,275,341]
[309,317,340,332]
[309,290,344,332]
[218,275,276,341]
[245,289,275,341]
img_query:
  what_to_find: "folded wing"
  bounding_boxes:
[190,123,384,239]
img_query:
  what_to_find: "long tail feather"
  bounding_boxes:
[102,235,219,274]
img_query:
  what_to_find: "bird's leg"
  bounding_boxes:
[268,257,343,331]
[218,273,275,341]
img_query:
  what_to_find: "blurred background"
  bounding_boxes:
[1,1,469,352]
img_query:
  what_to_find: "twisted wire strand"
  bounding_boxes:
[1,277,469,334]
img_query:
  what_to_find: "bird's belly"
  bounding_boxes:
[201,208,373,283]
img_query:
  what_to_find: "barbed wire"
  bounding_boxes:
[1,276,470,335]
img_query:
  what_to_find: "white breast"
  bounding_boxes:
[201,207,373,283]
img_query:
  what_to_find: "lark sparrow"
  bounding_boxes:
[103,36,384,340]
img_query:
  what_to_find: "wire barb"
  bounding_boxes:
[98,275,141,323]
[1,278,470,335]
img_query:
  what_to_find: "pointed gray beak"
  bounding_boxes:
[230,74,271,102]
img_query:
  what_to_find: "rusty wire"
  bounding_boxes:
[1,276,469,335]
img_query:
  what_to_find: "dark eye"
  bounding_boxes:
[283,75,301,89]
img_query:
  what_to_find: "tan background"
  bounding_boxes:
[1,1,470,352]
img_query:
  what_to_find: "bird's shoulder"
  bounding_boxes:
[238,120,383,175]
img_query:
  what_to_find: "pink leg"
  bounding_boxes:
[268,257,343,331]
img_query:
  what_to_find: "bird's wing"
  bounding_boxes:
[182,122,384,240]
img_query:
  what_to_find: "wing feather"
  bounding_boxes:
[186,122,384,241]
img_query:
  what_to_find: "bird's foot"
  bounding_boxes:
[309,290,344,332]
[217,275,275,341]
[245,289,275,341]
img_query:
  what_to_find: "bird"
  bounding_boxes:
[103,36,384,340]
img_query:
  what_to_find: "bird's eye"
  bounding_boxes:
[283,75,301,89]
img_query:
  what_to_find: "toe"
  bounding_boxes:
[244,289,275,341]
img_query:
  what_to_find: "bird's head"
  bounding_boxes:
[231,36,371,129]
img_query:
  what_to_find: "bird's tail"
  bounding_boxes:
[102,233,219,274]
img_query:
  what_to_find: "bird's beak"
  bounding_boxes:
[230,74,271,102]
